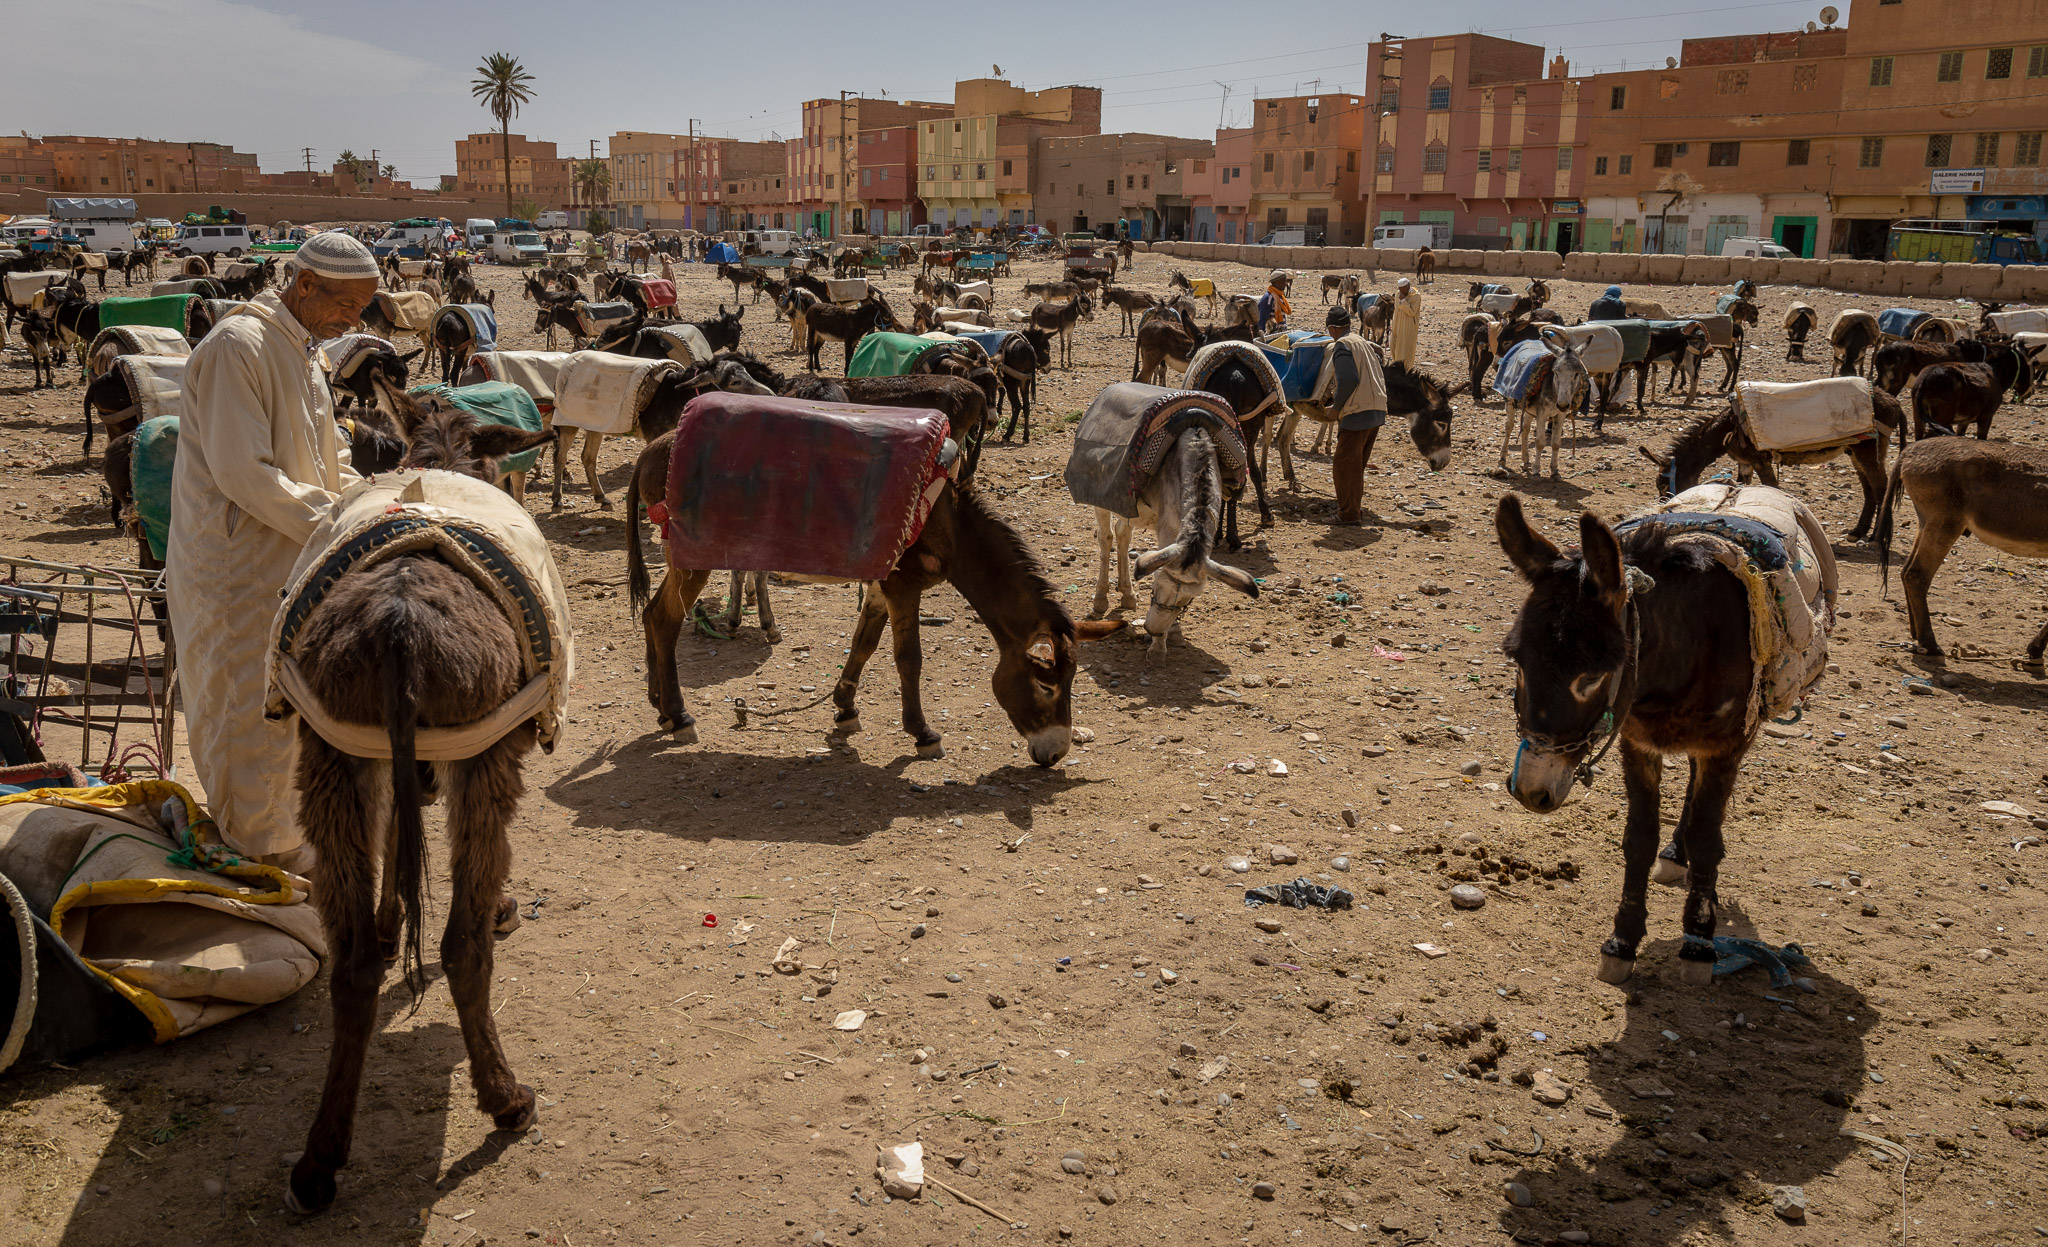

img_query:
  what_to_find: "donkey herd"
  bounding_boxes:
[13,232,2048,1216]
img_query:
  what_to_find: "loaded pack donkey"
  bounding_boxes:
[1496,484,1836,985]
[1492,331,1592,479]
[1643,375,1905,541]
[626,391,1121,757]
[1829,309,1880,378]
[1065,383,1260,651]
[277,377,563,1215]
[1267,336,1457,491]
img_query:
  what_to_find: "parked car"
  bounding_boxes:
[1719,236,1794,259]
[1257,229,1307,247]
[174,223,254,257]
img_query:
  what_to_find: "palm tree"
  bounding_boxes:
[471,53,536,218]
[573,158,609,215]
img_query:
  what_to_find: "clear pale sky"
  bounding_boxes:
[4,0,1837,183]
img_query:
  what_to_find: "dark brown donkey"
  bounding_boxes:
[626,442,1123,761]
[1878,435,2048,657]
[1496,495,1758,986]
[284,380,557,1215]
[1640,386,1908,541]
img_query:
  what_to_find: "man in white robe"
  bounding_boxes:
[166,232,380,873]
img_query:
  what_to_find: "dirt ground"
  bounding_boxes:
[1,242,2045,1247]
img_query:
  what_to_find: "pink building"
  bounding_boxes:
[1187,126,1252,243]
[1366,34,1591,251]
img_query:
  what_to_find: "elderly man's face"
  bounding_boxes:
[286,271,379,338]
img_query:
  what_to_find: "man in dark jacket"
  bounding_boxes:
[1588,284,1627,321]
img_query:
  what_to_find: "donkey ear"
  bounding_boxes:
[1638,445,1671,469]
[1495,494,1561,580]
[1026,629,1057,668]
[373,374,430,440]
[1578,511,1627,607]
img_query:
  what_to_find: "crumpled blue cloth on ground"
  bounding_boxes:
[1683,933,1811,986]
[1244,877,1355,910]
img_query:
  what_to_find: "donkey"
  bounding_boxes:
[1830,310,1880,378]
[1269,361,1457,491]
[283,380,558,1215]
[1101,285,1160,336]
[803,292,898,373]
[1355,295,1395,346]
[625,427,1122,758]
[1909,345,2029,440]
[1194,354,1281,548]
[1496,338,1591,478]
[1641,387,1907,541]
[718,262,769,304]
[1089,419,1258,651]
[1031,295,1094,370]
[992,328,1053,443]
[1131,308,1249,383]
[112,248,157,287]
[1783,303,1817,362]
[218,257,274,300]
[1872,337,1986,396]
[1166,270,1219,317]
[18,307,61,390]
[1497,494,1763,986]
[1320,273,1359,305]
[1877,435,2048,657]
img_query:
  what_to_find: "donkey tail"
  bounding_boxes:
[626,453,652,613]
[1875,438,1907,597]
[383,638,428,1006]
[81,385,95,460]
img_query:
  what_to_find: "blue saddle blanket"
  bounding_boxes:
[1475,283,1509,297]
[1256,332,1331,402]
[438,303,497,352]
[1354,292,1382,312]
[1715,293,1747,315]
[1491,339,1555,403]
[1878,307,1929,338]
[1612,511,1789,571]
[956,329,1015,359]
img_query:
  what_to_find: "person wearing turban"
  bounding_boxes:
[1389,277,1421,369]
[166,231,380,874]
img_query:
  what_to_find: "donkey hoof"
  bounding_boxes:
[833,715,863,737]
[493,1085,539,1133]
[1651,856,1689,887]
[493,895,522,936]
[763,628,783,645]
[665,719,698,745]
[1595,953,1635,985]
[1678,958,1715,986]
[286,1162,337,1215]
[915,739,945,760]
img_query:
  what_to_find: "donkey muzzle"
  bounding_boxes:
[1508,740,1578,813]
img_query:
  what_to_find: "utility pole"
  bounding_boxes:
[688,118,700,232]
[838,89,851,239]
[302,147,314,174]
[1363,42,1402,280]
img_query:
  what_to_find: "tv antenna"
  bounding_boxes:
[1214,81,1233,129]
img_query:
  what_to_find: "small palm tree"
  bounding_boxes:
[471,53,536,218]
[573,158,610,214]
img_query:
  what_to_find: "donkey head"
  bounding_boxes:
[1392,364,1455,472]
[1641,406,1738,500]
[1496,495,1632,814]
[698,304,744,352]
[1131,428,1257,651]
[372,377,556,482]
[710,358,775,396]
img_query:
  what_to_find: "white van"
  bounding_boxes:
[535,210,568,229]
[63,220,139,253]
[1719,236,1793,259]
[742,229,797,255]
[174,223,254,258]
[1373,223,1450,249]
[1257,229,1307,247]
[464,218,497,250]
[486,231,547,265]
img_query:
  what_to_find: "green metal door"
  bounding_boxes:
[1771,215,1817,258]
[1585,218,1613,251]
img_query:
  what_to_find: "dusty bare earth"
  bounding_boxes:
[1,243,2045,1247]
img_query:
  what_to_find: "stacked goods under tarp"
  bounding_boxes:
[0,780,323,1072]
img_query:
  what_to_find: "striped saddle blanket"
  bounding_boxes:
[88,324,190,379]
[116,356,189,423]
[322,333,402,387]
[1492,339,1557,404]
[1185,340,1286,419]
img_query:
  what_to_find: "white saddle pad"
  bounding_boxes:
[464,351,573,412]
[1540,323,1623,374]
[553,350,680,435]
[1988,308,2048,336]
[1735,376,1876,453]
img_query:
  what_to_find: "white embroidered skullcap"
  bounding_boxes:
[1397,277,1412,288]
[287,231,379,282]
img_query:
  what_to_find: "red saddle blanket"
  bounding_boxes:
[661,393,949,581]
[637,278,677,309]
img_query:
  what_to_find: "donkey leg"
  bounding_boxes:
[753,573,781,644]
[1091,509,1116,618]
[582,432,608,509]
[1845,438,1885,540]
[1114,516,1137,612]
[1675,750,1741,985]
[287,736,384,1215]
[1276,411,1301,490]
[643,568,711,741]
[550,428,571,510]
[440,738,538,1131]
[880,583,944,757]
[1599,740,1665,985]
[831,584,892,737]
[1496,405,1517,473]
[1651,754,1696,887]
[1902,513,1965,656]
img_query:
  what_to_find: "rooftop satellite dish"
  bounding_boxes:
[1666,57,1678,69]
[1819,5,1839,25]
[1806,21,1818,32]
